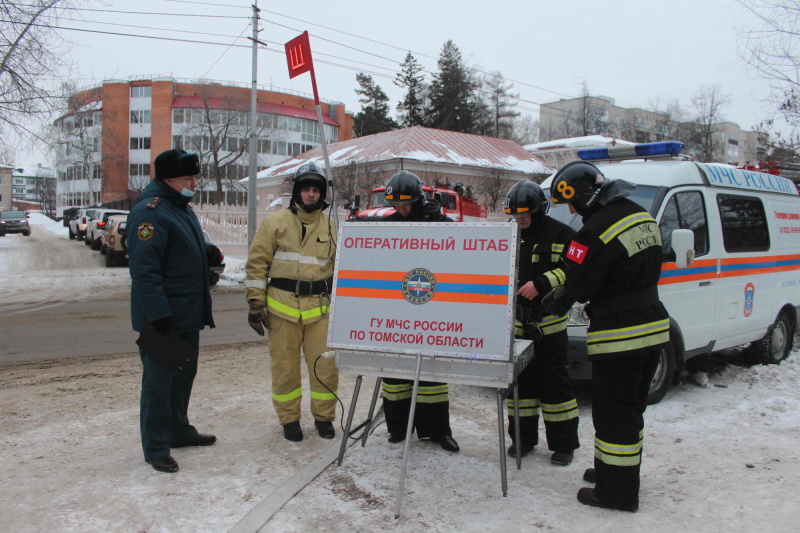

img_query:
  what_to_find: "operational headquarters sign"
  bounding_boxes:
[327,222,518,361]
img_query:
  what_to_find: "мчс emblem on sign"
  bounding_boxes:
[401,268,437,305]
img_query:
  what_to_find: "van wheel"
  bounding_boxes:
[105,252,116,267]
[754,311,794,365]
[646,338,676,405]
[68,228,76,240]
[209,272,220,286]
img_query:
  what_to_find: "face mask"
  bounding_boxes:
[180,187,195,198]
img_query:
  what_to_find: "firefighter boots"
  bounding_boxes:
[315,420,335,439]
[577,488,638,513]
[551,451,574,466]
[507,442,535,458]
[283,421,303,442]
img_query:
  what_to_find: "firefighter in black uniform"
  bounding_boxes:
[377,170,459,453]
[546,160,669,512]
[504,180,580,465]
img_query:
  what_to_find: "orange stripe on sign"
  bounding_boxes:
[336,287,403,300]
[338,270,406,281]
[337,270,509,285]
[335,287,509,305]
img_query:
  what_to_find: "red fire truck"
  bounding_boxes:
[345,178,488,221]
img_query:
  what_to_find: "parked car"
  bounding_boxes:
[202,230,225,285]
[86,209,128,250]
[101,214,129,267]
[62,207,83,228]
[0,210,31,237]
[68,208,99,241]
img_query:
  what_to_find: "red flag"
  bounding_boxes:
[285,32,313,79]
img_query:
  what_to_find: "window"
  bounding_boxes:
[173,109,185,124]
[14,178,24,185]
[258,139,271,154]
[130,137,151,150]
[131,86,152,98]
[130,110,151,124]
[130,163,151,176]
[659,191,709,260]
[717,194,770,252]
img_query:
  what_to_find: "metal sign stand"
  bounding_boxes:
[335,340,534,518]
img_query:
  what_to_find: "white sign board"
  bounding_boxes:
[327,221,518,361]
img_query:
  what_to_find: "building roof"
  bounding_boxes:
[12,166,56,178]
[524,135,634,152]
[172,96,340,127]
[255,126,552,180]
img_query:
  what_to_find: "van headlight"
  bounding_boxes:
[567,303,590,326]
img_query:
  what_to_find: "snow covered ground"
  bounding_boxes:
[1,215,800,532]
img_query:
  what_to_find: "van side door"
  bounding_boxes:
[657,189,717,353]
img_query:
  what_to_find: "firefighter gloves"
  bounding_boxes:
[542,286,576,317]
[248,300,268,336]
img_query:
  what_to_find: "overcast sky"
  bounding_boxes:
[17,0,779,165]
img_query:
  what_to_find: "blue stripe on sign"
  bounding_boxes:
[721,261,775,272]
[437,282,509,295]
[336,279,400,290]
[659,264,717,278]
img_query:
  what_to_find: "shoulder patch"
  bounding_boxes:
[566,240,589,264]
[146,197,161,209]
[137,222,155,241]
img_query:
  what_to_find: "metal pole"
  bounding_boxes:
[497,390,508,497]
[246,1,260,247]
[309,66,338,236]
[395,354,423,519]
[337,375,363,466]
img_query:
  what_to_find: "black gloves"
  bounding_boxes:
[422,200,443,221]
[151,316,172,335]
[542,286,576,317]
[248,300,268,336]
[206,244,223,267]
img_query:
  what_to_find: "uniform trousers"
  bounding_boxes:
[591,350,660,509]
[382,378,452,440]
[267,313,338,425]
[507,329,580,452]
[139,329,200,459]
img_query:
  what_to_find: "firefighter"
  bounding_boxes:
[504,180,580,465]
[546,160,669,512]
[244,162,339,442]
[376,170,459,453]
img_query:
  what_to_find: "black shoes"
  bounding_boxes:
[577,487,638,512]
[551,451,574,466]
[283,420,303,442]
[171,433,217,448]
[583,468,598,483]
[315,420,335,439]
[388,433,405,443]
[507,442,535,458]
[146,454,179,473]
[437,435,460,453]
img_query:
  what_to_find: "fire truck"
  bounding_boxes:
[345,178,488,221]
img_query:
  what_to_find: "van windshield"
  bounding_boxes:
[545,184,661,231]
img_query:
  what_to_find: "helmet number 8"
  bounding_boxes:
[556,180,575,199]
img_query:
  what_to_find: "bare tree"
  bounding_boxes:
[0,1,81,162]
[688,84,732,162]
[174,89,275,204]
[737,0,800,151]
[331,159,382,204]
[481,71,520,139]
[511,114,539,146]
[476,168,513,213]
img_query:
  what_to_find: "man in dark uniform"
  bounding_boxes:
[377,170,459,453]
[128,148,221,473]
[547,160,669,512]
[504,180,580,465]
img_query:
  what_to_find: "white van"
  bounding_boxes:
[541,141,800,403]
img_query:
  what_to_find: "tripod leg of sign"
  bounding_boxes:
[394,354,424,519]
[361,378,382,448]
[513,384,522,470]
[497,390,509,497]
[337,375,363,466]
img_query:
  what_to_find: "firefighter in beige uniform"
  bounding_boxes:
[245,162,338,442]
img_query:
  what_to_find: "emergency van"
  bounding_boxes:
[345,178,487,222]
[541,141,800,404]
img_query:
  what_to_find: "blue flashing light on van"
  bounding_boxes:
[577,141,685,161]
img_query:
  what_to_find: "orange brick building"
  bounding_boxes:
[54,77,354,216]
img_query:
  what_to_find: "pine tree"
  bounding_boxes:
[426,40,484,134]
[394,52,426,127]
[483,71,520,139]
[353,73,398,137]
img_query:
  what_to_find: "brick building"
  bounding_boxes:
[53,77,354,216]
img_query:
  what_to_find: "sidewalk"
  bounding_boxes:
[2,342,800,532]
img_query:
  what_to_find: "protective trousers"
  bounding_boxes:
[139,330,200,459]
[267,313,338,425]
[591,350,660,509]
[507,329,579,451]
[382,378,452,440]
